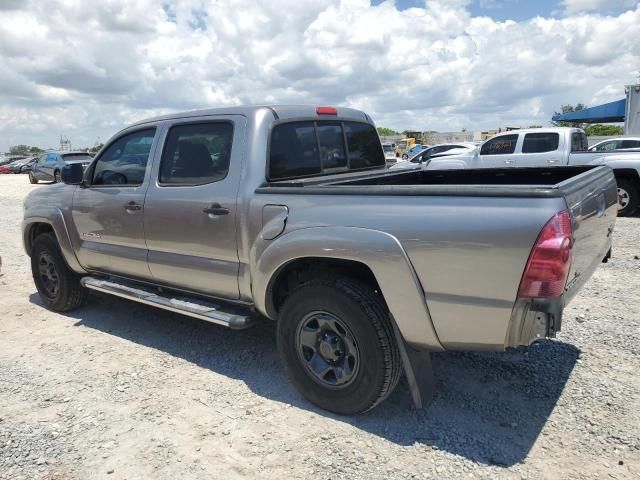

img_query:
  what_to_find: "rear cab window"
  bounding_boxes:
[268,121,384,180]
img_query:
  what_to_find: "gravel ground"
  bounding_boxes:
[0,174,639,480]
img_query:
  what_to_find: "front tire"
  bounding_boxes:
[29,172,38,184]
[277,278,401,415]
[616,178,638,217]
[31,233,88,312]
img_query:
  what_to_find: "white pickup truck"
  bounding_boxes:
[411,127,640,216]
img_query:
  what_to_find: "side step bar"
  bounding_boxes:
[80,277,255,330]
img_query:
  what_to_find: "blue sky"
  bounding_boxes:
[1,0,639,148]
[372,0,634,21]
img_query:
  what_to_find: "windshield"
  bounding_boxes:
[62,153,93,162]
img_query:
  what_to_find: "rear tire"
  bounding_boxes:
[31,233,88,312]
[616,178,638,217]
[402,154,408,160]
[277,277,401,415]
[29,172,38,184]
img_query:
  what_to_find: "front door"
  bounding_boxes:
[71,127,158,279]
[479,133,519,167]
[143,116,245,299]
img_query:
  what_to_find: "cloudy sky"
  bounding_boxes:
[1,0,639,150]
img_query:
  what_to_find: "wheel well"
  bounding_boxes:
[27,223,54,254]
[267,258,382,318]
[614,169,640,185]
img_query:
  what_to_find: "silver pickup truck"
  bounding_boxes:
[23,105,617,414]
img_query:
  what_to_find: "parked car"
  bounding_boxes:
[23,105,616,415]
[589,137,640,152]
[390,145,479,172]
[381,143,396,164]
[400,144,427,160]
[7,156,37,174]
[408,142,477,162]
[29,151,94,184]
[17,157,37,173]
[406,128,640,216]
[0,155,26,167]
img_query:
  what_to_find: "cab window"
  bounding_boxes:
[480,134,518,155]
[269,121,383,180]
[522,132,559,153]
[92,128,156,186]
[159,122,234,185]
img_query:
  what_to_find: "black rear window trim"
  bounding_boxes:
[266,117,384,182]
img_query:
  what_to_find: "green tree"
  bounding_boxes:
[551,103,587,128]
[89,143,104,153]
[584,124,623,136]
[376,127,397,136]
[9,144,42,155]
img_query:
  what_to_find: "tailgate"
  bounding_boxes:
[557,166,617,303]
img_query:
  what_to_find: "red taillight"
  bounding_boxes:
[518,210,573,298]
[316,106,337,115]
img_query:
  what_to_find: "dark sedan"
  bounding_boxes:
[29,151,93,184]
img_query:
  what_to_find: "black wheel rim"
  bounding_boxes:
[296,311,360,388]
[38,251,59,299]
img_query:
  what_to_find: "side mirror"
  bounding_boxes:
[61,163,84,185]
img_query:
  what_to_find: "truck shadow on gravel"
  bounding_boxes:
[33,292,580,467]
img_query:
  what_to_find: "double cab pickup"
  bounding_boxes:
[23,105,617,414]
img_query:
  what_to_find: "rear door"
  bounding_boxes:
[516,131,563,167]
[143,116,245,299]
[479,134,519,167]
[71,127,158,279]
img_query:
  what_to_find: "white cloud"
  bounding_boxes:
[562,0,638,14]
[0,0,639,149]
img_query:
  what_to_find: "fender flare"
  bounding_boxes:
[252,226,443,351]
[23,208,85,273]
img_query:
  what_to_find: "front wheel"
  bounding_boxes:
[277,278,401,415]
[31,233,88,312]
[29,172,38,184]
[616,178,638,217]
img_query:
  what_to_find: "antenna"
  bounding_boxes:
[59,135,72,152]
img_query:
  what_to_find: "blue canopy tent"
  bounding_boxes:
[551,99,626,123]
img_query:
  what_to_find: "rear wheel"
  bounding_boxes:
[53,170,61,183]
[277,278,401,415]
[616,178,638,217]
[29,172,38,184]
[402,153,408,160]
[31,233,88,312]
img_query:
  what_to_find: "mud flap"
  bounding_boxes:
[391,321,436,409]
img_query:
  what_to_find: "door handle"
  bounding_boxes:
[124,201,142,212]
[203,203,229,216]
[503,159,514,164]
[547,159,559,164]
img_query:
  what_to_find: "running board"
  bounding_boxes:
[80,277,255,330]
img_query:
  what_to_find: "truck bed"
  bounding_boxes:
[256,165,617,349]
[259,166,602,198]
